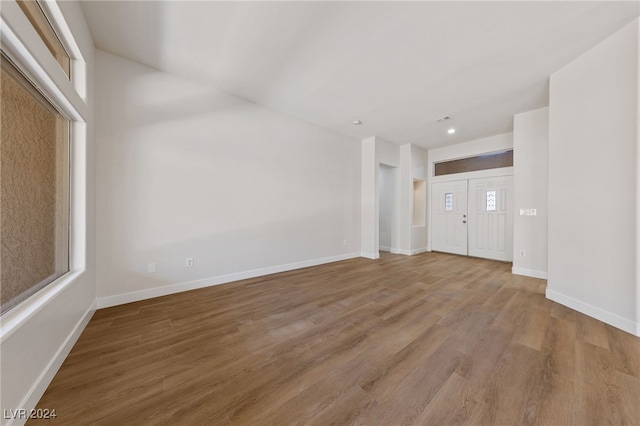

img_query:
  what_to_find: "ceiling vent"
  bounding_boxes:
[435,115,451,124]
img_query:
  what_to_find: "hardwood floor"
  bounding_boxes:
[31,252,640,425]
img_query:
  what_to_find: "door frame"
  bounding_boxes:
[428,170,514,261]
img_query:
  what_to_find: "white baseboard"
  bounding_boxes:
[379,246,402,255]
[512,267,548,280]
[7,303,95,426]
[546,289,639,336]
[395,247,428,256]
[360,252,379,260]
[97,253,361,309]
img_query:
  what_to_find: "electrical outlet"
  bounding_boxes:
[519,250,525,257]
[186,257,194,268]
[147,262,156,273]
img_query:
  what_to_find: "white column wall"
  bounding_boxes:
[512,107,549,279]
[547,18,639,335]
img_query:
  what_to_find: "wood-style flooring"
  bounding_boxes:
[31,252,640,425]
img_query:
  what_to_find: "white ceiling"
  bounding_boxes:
[81,1,640,149]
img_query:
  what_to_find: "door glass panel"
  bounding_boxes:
[486,190,496,211]
[445,193,453,211]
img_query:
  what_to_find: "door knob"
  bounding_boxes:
[463,220,467,224]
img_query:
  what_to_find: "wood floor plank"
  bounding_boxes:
[520,317,577,425]
[472,342,540,425]
[575,341,640,425]
[27,252,640,425]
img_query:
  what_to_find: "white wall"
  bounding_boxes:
[411,145,428,252]
[399,144,412,254]
[513,107,549,279]
[426,133,514,251]
[360,137,377,258]
[378,165,398,251]
[95,51,361,306]
[0,2,96,424]
[361,136,400,258]
[360,137,427,257]
[547,19,639,336]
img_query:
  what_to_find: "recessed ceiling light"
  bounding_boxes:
[448,128,456,134]
[353,120,362,125]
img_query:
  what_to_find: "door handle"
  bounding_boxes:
[463,220,467,224]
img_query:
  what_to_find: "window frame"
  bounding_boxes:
[0,0,88,337]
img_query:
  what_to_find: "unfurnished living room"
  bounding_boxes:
[1,0,640,424]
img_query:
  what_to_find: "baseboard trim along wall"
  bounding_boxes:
[395,248,429,256]
[97,253,361,309]
[546,289,639,336]
[7,304,95,426]
[512,267,548,280]
[378,246,403,255]
[411,247,429,255]
[360,252,380,260]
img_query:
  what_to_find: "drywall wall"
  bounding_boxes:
[426,133,514,251]
[411,145,428,253]
[548,18,639,335]
[360,137,427,257]
[361,137,377,258]
[378,164,398,251]
[0,1,96,423]
[512,107,548,279]
[361,136,400,258]
[95,51,361,305]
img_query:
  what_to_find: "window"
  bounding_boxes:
[1,56,70,315]
[434,150,513,176]
[486,190,497,212]
[445,193,453,212]
[16,0,71,78]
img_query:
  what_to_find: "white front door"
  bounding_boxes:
[431,180,468,256]
[468,176,513,261]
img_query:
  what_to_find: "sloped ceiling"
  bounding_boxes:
[81,1,640,148]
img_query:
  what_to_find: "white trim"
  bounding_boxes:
[546,289,639,337]
[38,1,84,61]
[97,253,360,309]
[382,246,431,259]
[0,4,87,121]
[379,246,403,255]
[411,247,429,255]
[512,267,548,280]
[5,304,94,426]
[360,252,380,260]
[1,271,84,343]
[431,167,514,183]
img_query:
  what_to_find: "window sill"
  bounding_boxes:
[0,269,86,343]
